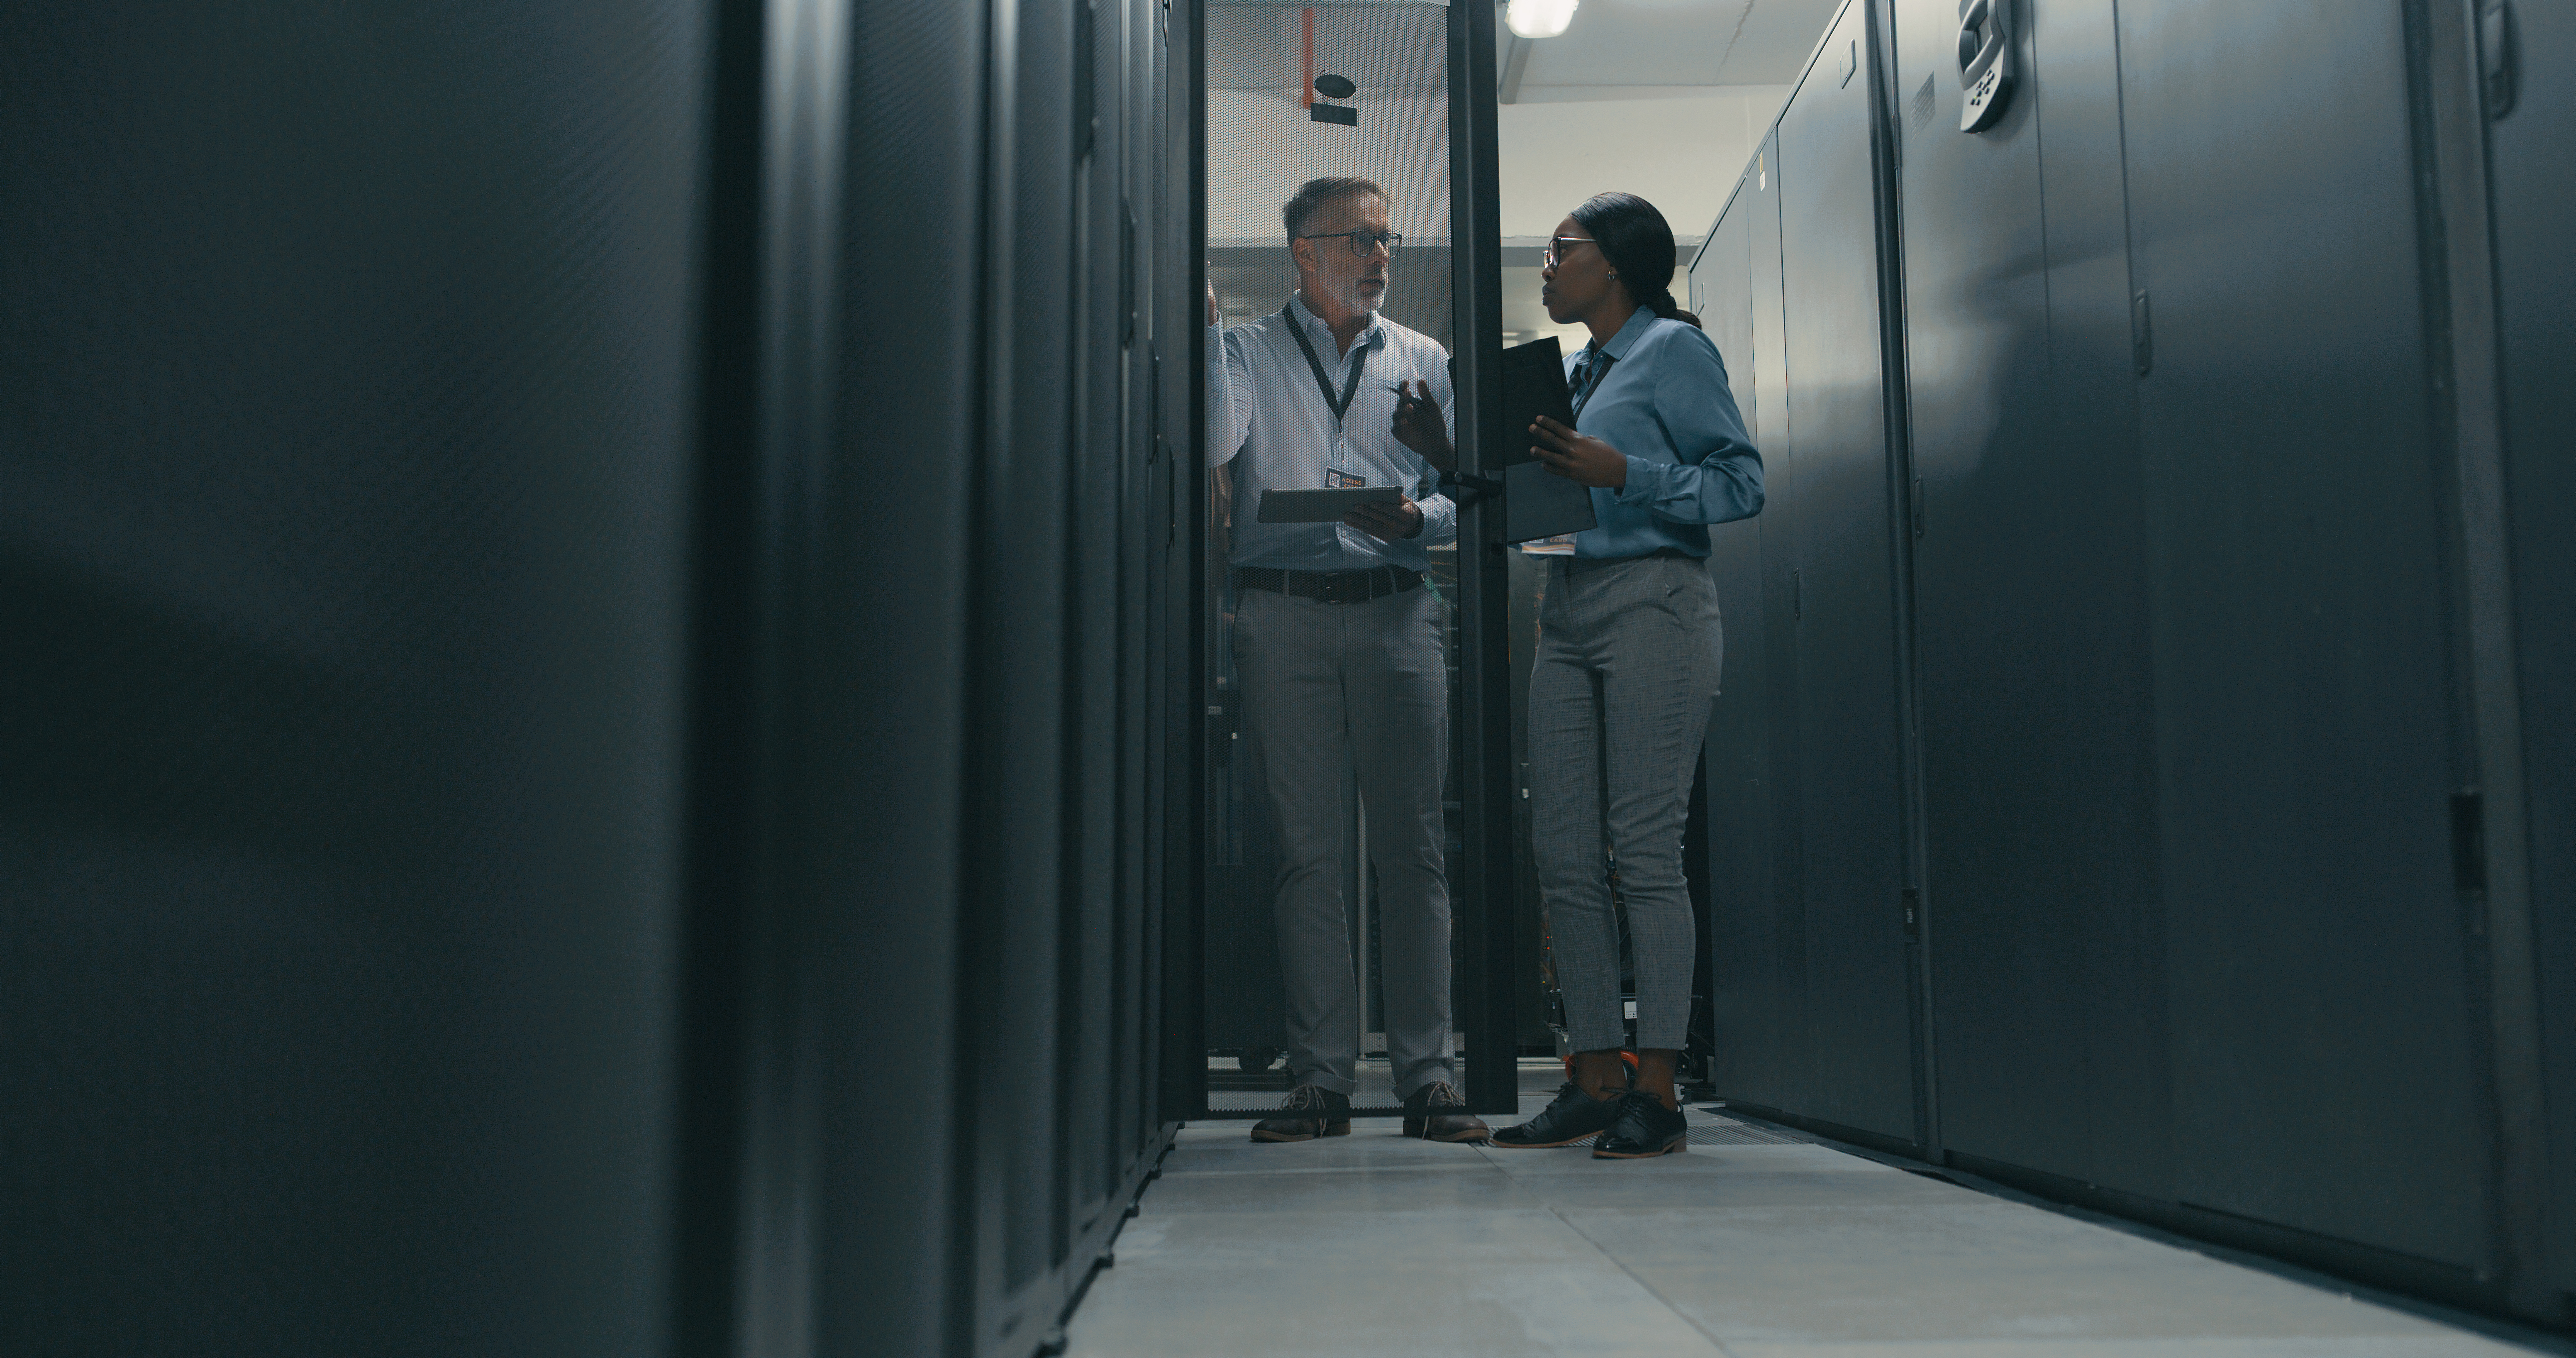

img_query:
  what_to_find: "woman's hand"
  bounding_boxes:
[1343,496,1424,542]
[1530,415,1627,488]
[1389,379,1453,474]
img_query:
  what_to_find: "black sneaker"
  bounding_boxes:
[1399,1080,1491,1143]
[1250,1084,1352,1142]
[1489,1081,1626,1149]
[1591,1090,1688,1159]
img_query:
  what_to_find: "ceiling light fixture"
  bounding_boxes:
[1505,0,1578,40]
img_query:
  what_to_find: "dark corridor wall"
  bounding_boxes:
[1688,0,2573,1326]
[2,3,1193,1356]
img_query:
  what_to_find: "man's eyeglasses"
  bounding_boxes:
[1541,236,1597,268]
[1298,229,1404,258]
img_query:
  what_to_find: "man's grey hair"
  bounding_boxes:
[1282,176,1391,242]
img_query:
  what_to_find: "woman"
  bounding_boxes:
[1491,192,1763,1159]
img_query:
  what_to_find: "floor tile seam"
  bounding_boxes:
[1535,1201,1999,1221]
[1471,1144,1747,1357]
[1533,1191,1752,1357]
[1713,1342,2530,1355]
[1516,1189,2003,1217]
[1160,1162,1501,1178]
[1131,1198,1573,1221]
[1499,1157,1967,1184]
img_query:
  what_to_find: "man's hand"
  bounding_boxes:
[1388,379,1453,474]
[1207,280,1220,326]
[1343,496,1424,542]
[1530,415,1627,489]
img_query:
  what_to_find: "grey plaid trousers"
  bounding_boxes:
[1528,550,1723,1054]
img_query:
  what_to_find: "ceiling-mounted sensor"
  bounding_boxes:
[1310,72,1357,125]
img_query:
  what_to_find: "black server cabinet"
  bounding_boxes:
[1693,3,1919,1145]
[773,2,1184,1352]
[1687,0,2570,1322]
[964,0,1080,1339]
[1691,167,1789,1111]
[960,0,1197,1348]
[2,6,714,1354]
[1063,0,1136,1284]
[2115,0,2494,1272]
[1889,0,2167,1194]
[5,2,1186,1355]
[1707,129,1813,1117]
[795,0,1008,1352]
[1765,0,1920,1147]
[777,0,1185,1351]
[2484,0,2576,1301]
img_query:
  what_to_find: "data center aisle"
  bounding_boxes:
[1066,1072,2549,1358]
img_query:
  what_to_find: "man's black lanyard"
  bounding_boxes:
[1280,302,1369,431]
[1569,347,1615,418]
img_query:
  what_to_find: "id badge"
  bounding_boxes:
[1325,467,1367,489]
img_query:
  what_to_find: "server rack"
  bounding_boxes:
[2479,0,2576,1312]
[5,6,722,1353]
[1686,0,2574,1326]
[5,1,1195,1355]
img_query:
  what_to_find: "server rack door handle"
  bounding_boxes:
[1448,472,1503,506]
[1074,0,1099,158]
[2481,0,2518,118]
[1957,0,2013,132]
[1120,200,1138,348]
[2132,290,2154,376]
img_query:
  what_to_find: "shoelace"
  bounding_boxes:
[1414,1080,1463,1112]
[1610,1089,1680,1136]
[1280,1085,1331,1114]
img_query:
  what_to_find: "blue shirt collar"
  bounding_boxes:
[1581,304,1662,367]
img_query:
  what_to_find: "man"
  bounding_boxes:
[1207,176,1486,1144]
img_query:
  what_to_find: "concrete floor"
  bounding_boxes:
[1065,1086,2550,1358]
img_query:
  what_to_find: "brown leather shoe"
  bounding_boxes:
[1399,1080,1490,1143]
[1250,1084,1352,1142]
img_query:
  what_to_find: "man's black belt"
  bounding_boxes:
[1232,564,1422,605]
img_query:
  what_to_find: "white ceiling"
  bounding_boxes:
[1207,1,1849,97]
[1208,5,1447,93]
[1505,0,1844,89]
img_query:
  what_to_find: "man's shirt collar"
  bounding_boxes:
[1289,290,1385,352]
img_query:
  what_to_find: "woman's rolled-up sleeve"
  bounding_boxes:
[1610,329,1764,525]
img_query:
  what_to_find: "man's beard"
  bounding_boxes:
[1328,272,1388,315]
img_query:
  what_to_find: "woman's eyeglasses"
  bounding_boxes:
[1297,230,1404,258]
[1541,236,1597,268]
